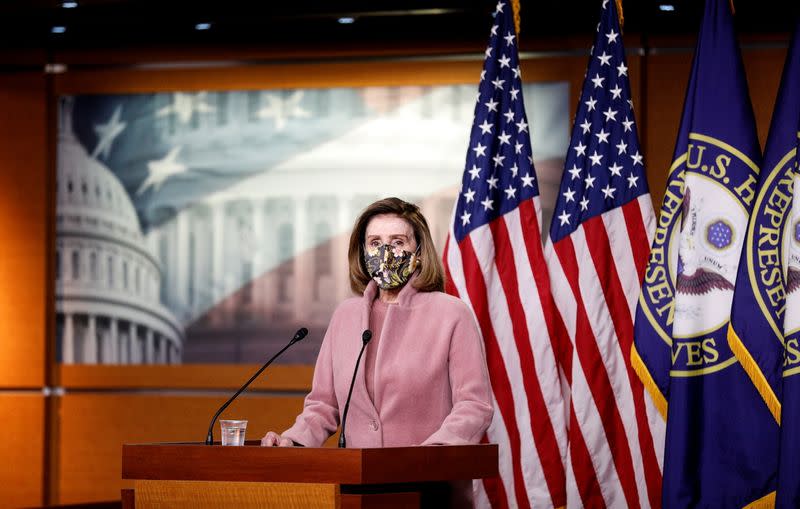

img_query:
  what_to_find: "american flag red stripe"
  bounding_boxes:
[451,232,534,509]
[491,207,567,500]
[542,1,665,506]
[596,202,662,508]
[445,202,569,509]
[446,2,570,506]
[620,200,652,281]
[547,196,664,508]
[518,200,573,382]
[567,403,604,507]
[551,234,641,508]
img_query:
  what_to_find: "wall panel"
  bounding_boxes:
[0,394,45,508]
[743,47,786,150]
[55,393,309,504]
[642,51,693,213]
[0,72,49,388]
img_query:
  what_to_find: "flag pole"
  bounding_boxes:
[511,0,521,37]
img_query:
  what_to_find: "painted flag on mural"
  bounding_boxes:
[771,18,800,509]
[632,0,767,506]
[544,0,663,507]
[443,1,568,507]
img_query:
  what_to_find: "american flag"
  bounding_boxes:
[544,1,664,507]
[443,2,568,507]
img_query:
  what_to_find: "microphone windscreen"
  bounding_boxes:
[362,330,373,344]
[294,327,309,342]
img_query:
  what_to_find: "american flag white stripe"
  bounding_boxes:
[504,208,569,503]
[569,347,628,507]
[504,207,567,459]
[457,235,536,509]
[573,222,651,509]
[638,195,657,247]
[550,235,643,509]
[445,1,569,506]
[443,234,518,507]
[548,200,664,508]
[473,225,548,505]
[483,395,516,506]
[544,0,664,507]
[601,207,647,314]
[448,219,567,508]
[602,198,664,477]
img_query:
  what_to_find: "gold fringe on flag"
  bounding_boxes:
[615,0,625,29]
[630,344,668,421]
[730,0,736,15]
[511,0,521,37]
[741,491,776,509]
[727,324,781,424]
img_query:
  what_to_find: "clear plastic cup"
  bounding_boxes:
[220,419,248,446]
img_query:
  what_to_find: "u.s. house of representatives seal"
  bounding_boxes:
[639,133,759,377]
[783,171,800,378]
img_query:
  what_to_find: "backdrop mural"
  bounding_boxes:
[54,82,569,365]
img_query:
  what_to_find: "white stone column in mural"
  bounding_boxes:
[212,202,225,304]
[62,313,74,364]
[251,199,265,316]
[61,248,69,284]
[101,329,111,364]
[109,318,119,364]
[337,196,352,301]
[145,329,155,364]
[159,336,169,364]
[83,314,97,364]
[293,196,308,321]
[119,332,129,365]
[176,212,189,314]
[129,323,139,364]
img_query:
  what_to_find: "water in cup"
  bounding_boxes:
[220,419,247,446]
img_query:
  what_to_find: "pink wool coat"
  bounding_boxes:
[282,277,493,448]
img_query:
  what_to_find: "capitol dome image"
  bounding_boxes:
[54,98,184,364]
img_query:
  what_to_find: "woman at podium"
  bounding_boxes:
[262,197,493,450]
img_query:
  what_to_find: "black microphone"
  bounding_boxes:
[338,330,373,448]
[205,327,308,445]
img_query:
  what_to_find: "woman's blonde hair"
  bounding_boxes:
[348,197,445,295]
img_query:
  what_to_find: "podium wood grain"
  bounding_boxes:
[135,480,338,509]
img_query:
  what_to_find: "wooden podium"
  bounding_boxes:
[122,441,498,508]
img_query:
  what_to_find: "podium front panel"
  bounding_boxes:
[135,480,338,509]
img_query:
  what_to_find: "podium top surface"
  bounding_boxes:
[122,442,498,485]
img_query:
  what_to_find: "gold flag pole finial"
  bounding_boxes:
[511,0,521,37]
[615,0,625,29]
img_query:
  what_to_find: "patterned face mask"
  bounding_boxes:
[363,243,420,290]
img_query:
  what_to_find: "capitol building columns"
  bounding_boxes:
[106,318,118,364]
[62,314,75,364]
[145,329,155,364]
[128,323,138,364]
[251,198,265,317]
[83,315,98,364]
[211,201,226,324]
[293,196,310,323]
